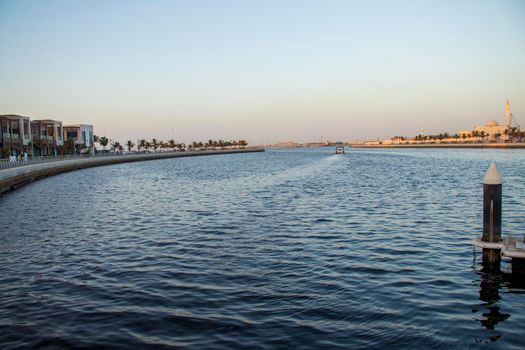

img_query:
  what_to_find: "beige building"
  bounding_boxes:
[459,100,512,139]
[31,119,64,156]
[0,114,32,156]
[63,124,95,154]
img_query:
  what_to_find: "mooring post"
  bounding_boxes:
[481,162,502,271]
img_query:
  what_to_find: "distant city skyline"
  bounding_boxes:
[0,0,524,144]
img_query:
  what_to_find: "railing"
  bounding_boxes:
[2,133,20,140]
[0,154,103,170]
[0,147,261,171]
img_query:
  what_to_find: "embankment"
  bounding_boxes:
[0,149,264,196]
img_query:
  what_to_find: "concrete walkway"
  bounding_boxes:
[0,148,264,196]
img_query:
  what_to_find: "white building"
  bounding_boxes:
[459,100,512,139]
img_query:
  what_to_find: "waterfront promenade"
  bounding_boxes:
[0,148,264,195]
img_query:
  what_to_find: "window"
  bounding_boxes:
[67,131,78,140]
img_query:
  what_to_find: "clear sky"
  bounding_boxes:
[1,0,524,144]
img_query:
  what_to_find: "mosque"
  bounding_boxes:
[459,100,513,139]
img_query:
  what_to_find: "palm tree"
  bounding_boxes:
[126,140,135,152]
[92,135,100,155]
[479,131,486,141]
[168,139,176,151]
[152,138,160,152]
[111,141,122,152]
[99,136,109,152]
[138,139,146,152]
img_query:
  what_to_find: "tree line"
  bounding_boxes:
[93,136,249,152]
[405,127,524,142]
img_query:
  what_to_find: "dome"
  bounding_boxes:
[486,119,499,127]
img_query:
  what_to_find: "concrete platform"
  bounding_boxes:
[473,236,525,259]
[502,236,525,259]
[472,238,504,250]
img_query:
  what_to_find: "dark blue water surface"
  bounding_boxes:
[1,148,525,349]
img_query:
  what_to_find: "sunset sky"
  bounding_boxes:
[1,0,524,144]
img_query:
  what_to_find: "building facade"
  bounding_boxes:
[31,120,64,156]
[1,114,96,159]
[459,100,513,140]
[63,124,95,154]
[0,114,32,157]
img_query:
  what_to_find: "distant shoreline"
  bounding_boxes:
[348,143,525,149]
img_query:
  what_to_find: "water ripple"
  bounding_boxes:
[1,148,525,349]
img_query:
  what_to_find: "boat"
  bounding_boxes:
[335,142,345,154]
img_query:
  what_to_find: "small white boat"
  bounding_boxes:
[335,143,344,154]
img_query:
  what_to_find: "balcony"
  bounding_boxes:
[39,135,54,141]
[2,132,20,140]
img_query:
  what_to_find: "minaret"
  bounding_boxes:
[505,99,511,129]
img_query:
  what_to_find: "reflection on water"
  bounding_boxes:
[473,254,525,344]
[1,147,525,349]
[476,271,509,341]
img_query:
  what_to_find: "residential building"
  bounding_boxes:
[31,119,64,156]
[63,124,95,154]
[0,114,32,156]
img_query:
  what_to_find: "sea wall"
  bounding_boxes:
[0,149,264,196]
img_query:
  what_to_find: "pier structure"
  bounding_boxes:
[473,162,525,273]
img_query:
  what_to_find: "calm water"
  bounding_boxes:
[1,148,525,349]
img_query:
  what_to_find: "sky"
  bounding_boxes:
[0,0,524,144]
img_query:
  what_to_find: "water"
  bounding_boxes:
[1,147,525,349]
